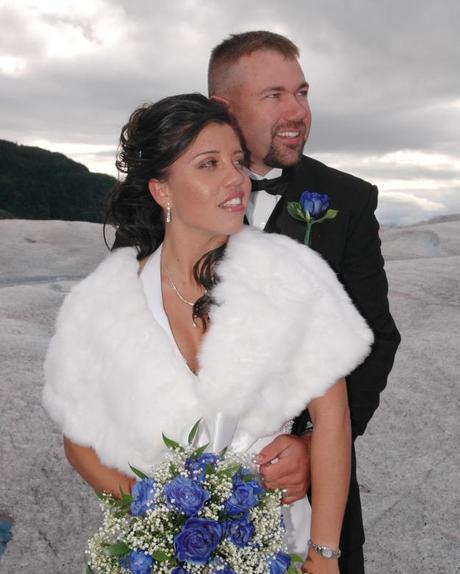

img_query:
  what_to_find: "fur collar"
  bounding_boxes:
[43,227,373,474]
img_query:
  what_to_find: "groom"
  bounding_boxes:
[208,31,401,573]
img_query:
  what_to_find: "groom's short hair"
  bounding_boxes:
[208,31,299,97]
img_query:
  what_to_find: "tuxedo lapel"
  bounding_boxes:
[263,192,287,233]
[264,164,311,244]
[263,158,345,272]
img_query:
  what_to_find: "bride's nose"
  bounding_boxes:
[223,161,247,187]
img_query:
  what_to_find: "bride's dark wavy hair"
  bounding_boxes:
[104,93,248,326]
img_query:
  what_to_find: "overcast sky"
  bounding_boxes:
[1,0,459,225]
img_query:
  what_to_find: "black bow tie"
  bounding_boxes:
[250,171,290,196]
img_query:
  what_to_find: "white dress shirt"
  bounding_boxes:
[245,167,283,230]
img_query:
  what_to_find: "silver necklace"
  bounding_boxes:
[164,266,207,326]
[168,275,195,306]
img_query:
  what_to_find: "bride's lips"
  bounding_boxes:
[218,192,245,212]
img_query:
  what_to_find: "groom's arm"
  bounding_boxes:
[339,184,401,439]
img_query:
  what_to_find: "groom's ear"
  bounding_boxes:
[210,95,230,109]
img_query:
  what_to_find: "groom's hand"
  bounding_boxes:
[256,434,312,504]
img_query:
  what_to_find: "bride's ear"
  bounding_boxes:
[148,179,169,209]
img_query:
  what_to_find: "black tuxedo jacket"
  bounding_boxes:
[263,155,401,553]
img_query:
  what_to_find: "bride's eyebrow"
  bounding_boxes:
[192,150,220,159]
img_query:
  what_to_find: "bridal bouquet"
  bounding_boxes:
[84,422,301,574]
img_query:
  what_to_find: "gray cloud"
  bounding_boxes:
[377,192,447,227]
[1,0,459,225]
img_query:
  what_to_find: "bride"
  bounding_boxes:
[43,93,373,574]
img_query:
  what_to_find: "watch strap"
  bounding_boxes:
[308,539,341,559]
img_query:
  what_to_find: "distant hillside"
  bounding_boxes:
[0,139,116,222]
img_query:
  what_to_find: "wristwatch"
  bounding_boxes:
[308,539,341,559]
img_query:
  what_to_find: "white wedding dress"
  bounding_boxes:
[140,246,311,556]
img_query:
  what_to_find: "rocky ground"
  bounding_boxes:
[0,218,459,573]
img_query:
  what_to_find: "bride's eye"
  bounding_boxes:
[234,149,247,164]
[199,158,218,168]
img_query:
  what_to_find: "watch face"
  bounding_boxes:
[321,548,333,559]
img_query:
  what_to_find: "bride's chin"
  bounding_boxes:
[226,220,245,236]
[205,215,245,238]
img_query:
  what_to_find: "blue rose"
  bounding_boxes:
[128,549,154,574]
[237,468,264,491]
[174,517,223,564]
[186,453,219,482]
[299,191,329,218]
[224,473,263,515]
[224,515,254,547]
[268,552,291,574]
[163,476,210,516]
[130,478,156,516]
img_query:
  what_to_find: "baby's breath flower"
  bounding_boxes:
[86,443,289,573]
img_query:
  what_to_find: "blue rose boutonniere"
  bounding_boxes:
[287,191,338,245]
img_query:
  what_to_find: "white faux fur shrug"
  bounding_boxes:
[43,227,373,475]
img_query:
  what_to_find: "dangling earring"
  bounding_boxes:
[166,202,171,224]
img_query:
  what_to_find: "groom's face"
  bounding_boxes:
[226,49,311,175]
